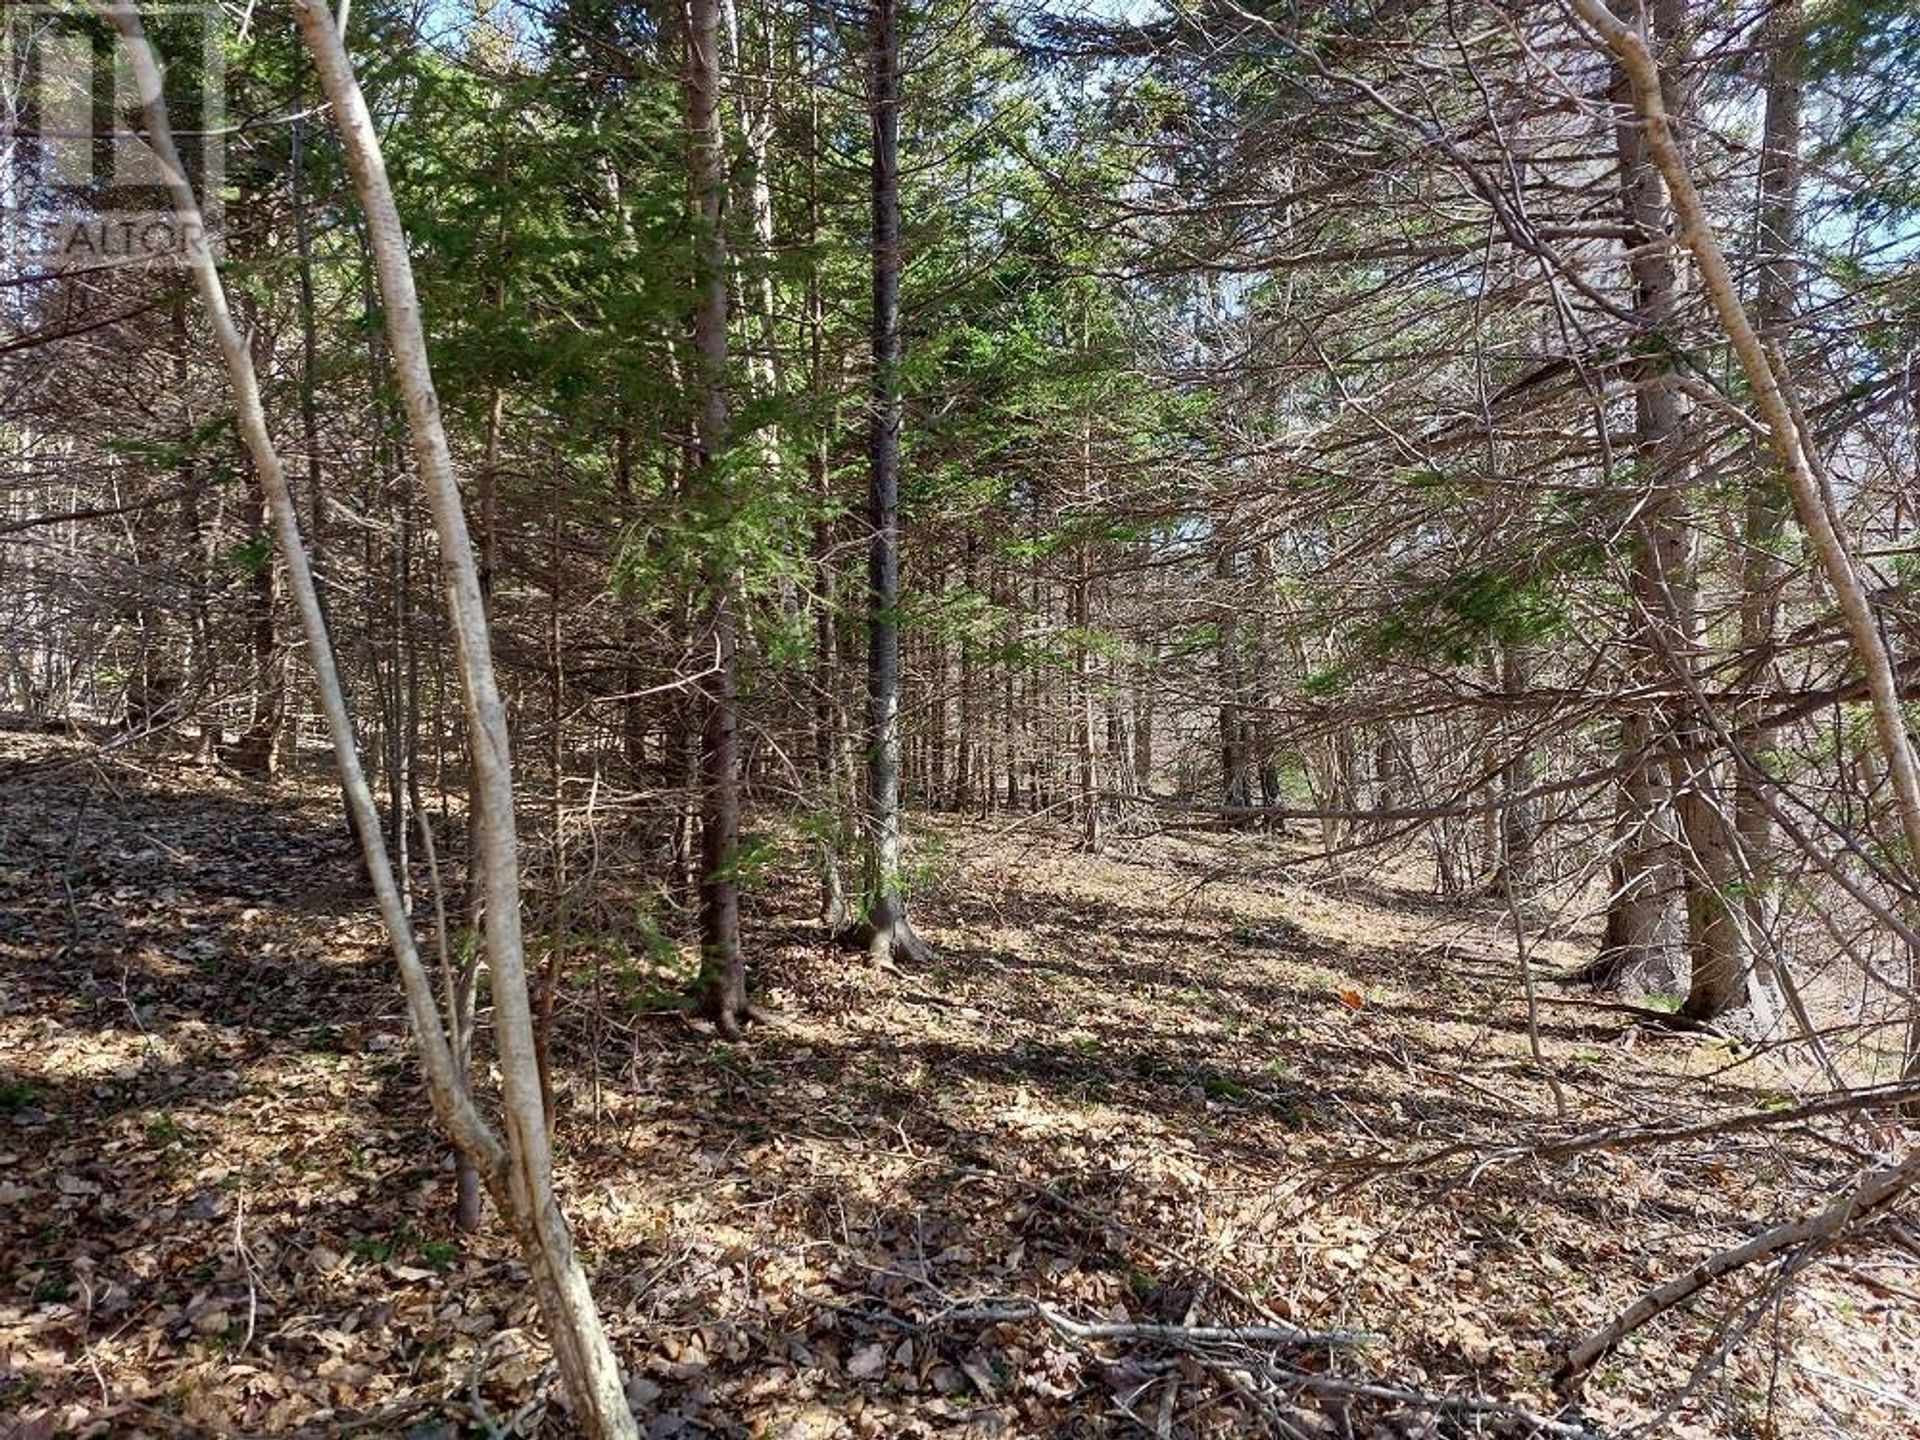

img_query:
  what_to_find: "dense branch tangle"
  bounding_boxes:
[2,0,1917,1428]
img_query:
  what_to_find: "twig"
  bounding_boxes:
[1789,1357,1920,1413]
[1504,869,1567,1121]
[1366,1078,1920,1177]
[925,1295,1590,1438]
[232,1191,259,1355]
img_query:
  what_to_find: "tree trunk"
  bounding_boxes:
[292,116,327,586]
[108,2,635,1427]
[1495,642,1536,902]
[1134,645,1155,793]
[1732,0,1802,996]
[173,297,217,764]
[1597,0,1695,999]
[284,6,639,1432]
[954,531,978,812]
[1074,510,1100,850]
[683,0,749,1033]
[860,0,931,968]
[1215,546,1253,815]
[1249,541,1281,827]
[1073,558,1099,851]
[1574,0,1920,1071]
[720,0,788,502]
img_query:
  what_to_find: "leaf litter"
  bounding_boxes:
[1,731,1915,1437]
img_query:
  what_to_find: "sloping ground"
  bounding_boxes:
[2,731,1916,1439]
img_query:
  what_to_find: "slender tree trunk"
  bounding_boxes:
[234,284,283,780]
[173,297,216,764]
[1074,393,1101,850]
[800,14,849,924]
[1133,646,1154,794]
[1596,0,1696,999]
[1073,540,1100,852]
[616,425,647,777]
[452,380,506,1232]
[1002,560,1019,811]
[538,493,566,1129]
[284,6,640,1431]
[387,491,415,912]
[953,531,977,812]
[1251,540,1281,826]
[1495,642,1536,901]
[721,0,788,503]
[292,117,327,582]
[1215,546,1253,815]
[927,568,948,805]
[107,0,623,1406]
[810,432,849,929]
[860,0,931,967]
[1732,0,1802,997]
[1623,0,1739,1021]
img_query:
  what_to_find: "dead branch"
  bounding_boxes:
[928,1297,1595,1438]
[1557,1144,1920,1384]
[934,1298,1375,1350]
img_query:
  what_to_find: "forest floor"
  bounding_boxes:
[2,730,1918,1440]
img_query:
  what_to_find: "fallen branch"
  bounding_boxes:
[929,1298,1596,1437]
[1375,1078,1920,1177]
[1275,1370,1602,1439]
[934,1298,1375,1350]
[1557,1145,1920,1384]
[1525,1082,1920,1163]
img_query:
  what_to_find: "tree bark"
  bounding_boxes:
[1572,0,1920,1073]
[682,0,749,1033]
[1732,0,1803,994]
[860,0,931,967]
[1596,0,1695,999]
[1073,423,1100,851]
[954,531,978,812]
[1495,642,1536,901]
[284,5,639,1431]
[1215,545,1253,815]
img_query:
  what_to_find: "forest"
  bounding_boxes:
[2,0,1918,1434]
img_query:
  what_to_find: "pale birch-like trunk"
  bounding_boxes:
[100,0,502,1175]
[284,5,640,1432]
[1572,0,1920,1082]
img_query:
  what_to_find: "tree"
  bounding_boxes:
[1571,0,1920,1083]
[681,0,751,1031]
[104,4,638,1432]
[856,0,931,967]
